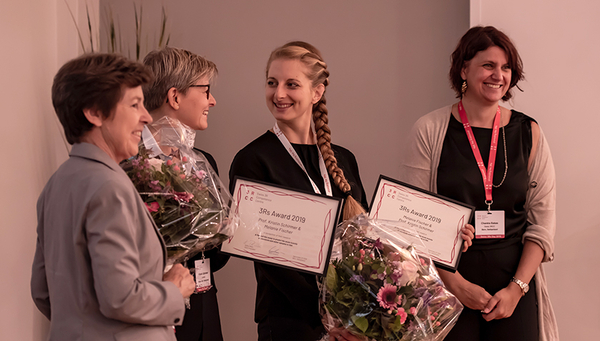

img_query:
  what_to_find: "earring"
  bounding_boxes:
[461,80,467,94]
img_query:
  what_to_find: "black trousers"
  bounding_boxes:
[258,316,326,341]
[175,286,224,341]
[444,241,539,341]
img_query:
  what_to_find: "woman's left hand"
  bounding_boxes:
[329,327,363,341]
[481,283,522,321]
[461,224,475,252]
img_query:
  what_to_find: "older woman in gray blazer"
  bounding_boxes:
[31,53,195,341]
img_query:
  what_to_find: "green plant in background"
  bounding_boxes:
[66,1,170,60]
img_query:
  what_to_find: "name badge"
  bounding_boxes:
[194,258,212,293]
[475,210,505,239]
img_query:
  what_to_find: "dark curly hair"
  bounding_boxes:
[449,26,524,101]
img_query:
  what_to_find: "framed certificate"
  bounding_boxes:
[369,175,474,272]
[221,177,342,276]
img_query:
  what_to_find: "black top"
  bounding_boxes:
[437,110,534,248]
[176,148,228,341]
[187,148,230,273]
[229,131,368,339]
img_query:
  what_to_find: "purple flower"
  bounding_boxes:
[149,180,161,191]
[391,268,403,284]
[349,274,364,283]
[413,287,428,298]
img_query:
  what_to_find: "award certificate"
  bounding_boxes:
[221,177,342,275]
[369,175,474,272]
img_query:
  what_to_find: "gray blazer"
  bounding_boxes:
[31,143,185,341]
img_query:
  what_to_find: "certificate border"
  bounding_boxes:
[221,176,343,276]
[368,175,475,272]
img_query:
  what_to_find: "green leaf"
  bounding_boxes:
[326,265,338,290]
[391,315,403,332]
[352,316,369,333]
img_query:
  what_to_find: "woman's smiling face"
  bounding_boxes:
[265,58,320,129]
[99,86,152,162]
[461,45,512,104]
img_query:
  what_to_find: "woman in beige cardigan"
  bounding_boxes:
[399,26,558,341]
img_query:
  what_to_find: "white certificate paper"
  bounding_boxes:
[369,175,474,272]
[221,177,342,275]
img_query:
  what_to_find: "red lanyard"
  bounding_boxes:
[457,101,501,211]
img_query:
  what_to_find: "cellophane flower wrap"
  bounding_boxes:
[321,215,462,341]
[122,117,232,266]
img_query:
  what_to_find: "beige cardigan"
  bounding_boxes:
[398,105,559,341]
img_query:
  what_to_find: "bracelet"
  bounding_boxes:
[511,277,529,296]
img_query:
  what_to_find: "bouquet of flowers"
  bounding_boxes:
[122,117,232,265]
[321,215,462,341]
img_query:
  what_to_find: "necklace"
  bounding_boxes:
[492,114,508,188]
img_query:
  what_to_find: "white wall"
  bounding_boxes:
[0,1,95,340]
[473,1,600,339]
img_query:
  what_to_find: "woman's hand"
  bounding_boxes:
[481,282,522,321]
[163,264,196,298]
[461,224,475,252]
[454,280,493,311]
[439,269,492,311]
[329,327,363,341]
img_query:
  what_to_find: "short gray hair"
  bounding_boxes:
[142,46,217,112]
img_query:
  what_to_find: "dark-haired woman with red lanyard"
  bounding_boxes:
[399,26,558,340]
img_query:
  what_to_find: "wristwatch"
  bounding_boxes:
[511,277,529,296]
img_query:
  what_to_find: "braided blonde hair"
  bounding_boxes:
[266,41,366,220]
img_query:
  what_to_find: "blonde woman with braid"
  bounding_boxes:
[229,41,367,341]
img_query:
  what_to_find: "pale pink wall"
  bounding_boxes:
[0,1,96,340]
[473,1,600,339]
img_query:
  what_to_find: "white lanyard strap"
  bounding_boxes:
[273,123,332,196]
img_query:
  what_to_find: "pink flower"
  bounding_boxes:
[377,283,399,309]
[182,156,188,162]
[179,174,186,179]
[145,202,159,212]
[195,170,207,180]
[173,165,180,172]
[166,159,173,166]
[410,307,417,315]
[396,307,408,324]
[358,249,365,263]
[174,192,194,202]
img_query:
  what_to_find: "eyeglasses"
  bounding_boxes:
[189,84,210,99]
